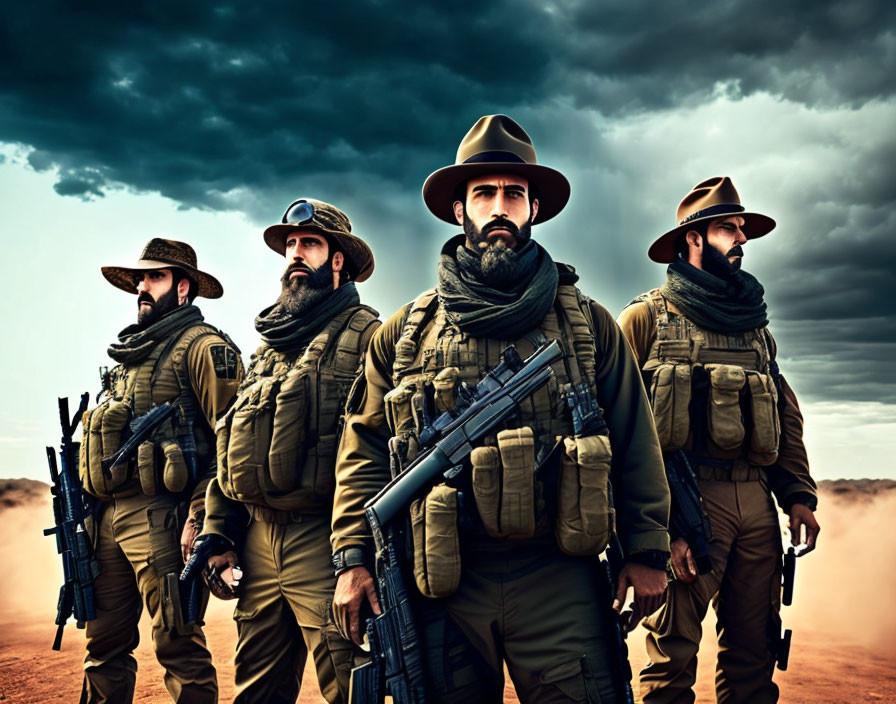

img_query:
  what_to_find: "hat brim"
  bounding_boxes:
[101,259,224,298]
[262,225,375,283]
[648,212,776,263]
[422,162,570,225]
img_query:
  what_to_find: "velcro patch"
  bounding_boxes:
[211,345,240,380]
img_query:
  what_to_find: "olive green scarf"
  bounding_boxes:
[108,304,205,365]
[437,235,559,339]
[255,282,360,356]
[661,261,768,334]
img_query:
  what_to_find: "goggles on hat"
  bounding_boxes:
[282,200,315,225]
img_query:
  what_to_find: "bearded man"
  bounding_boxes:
[617,177,820,704]
[330,115,671,703]
[185,199,381,703]
[79,239,242,703]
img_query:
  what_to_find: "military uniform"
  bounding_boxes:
[201,198,381,704]
[618,177,818,704]
[332,116,670,703]
[79,239,243,704]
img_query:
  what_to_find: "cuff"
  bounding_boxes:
[626,549,670,572]
[781,491,818,513]
[332,546,369,577]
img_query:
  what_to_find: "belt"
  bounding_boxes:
[692,461,764,482]
[248,504,305,525]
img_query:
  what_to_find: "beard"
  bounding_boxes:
[277,260,334,316]
[137,286,180,327]
[463,212,533,289]
[702,242,744,278]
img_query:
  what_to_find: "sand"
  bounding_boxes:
[1,479,894,703]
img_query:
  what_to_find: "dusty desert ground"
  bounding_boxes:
[1,478,894,703]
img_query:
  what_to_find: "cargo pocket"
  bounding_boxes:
[227,378,277,500]
[268,368,308,491]
[101,400,132,487]
[87,402,110,498]
[746,371,780,464]
[411,484,461,598]
[649,363,691,451]
[148,505,190,635]
[384,382,417,437]
[471,445,501,538]
[496,427,536,539]
[432,366,460,413]
[705,364,746,450]
[555,434,613,557]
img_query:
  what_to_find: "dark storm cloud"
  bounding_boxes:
[1,0,894,406]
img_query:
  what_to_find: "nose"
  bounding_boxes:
[491,190,508,219]
[735,228,747,245]
[136,277,147,293]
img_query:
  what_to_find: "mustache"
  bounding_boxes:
[137,292,154,306]
[283,262,314,279]
[481,218,520,239]
[727,245,744,258]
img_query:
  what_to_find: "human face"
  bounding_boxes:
[284,230,332,280]
[453,174,538,251]
[134,268,181,325]
[704,216,748,269]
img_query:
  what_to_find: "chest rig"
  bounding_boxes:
[639,289,781,467]
[217,305,378,513]
[387,283,615,592]
[80,324,220,501]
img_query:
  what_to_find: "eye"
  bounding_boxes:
[507,190,524,199]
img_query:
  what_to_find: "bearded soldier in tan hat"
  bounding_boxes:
[617,177,820,703]
[79,238,242,703]
[331,115,671,702]
[182,199,380,703]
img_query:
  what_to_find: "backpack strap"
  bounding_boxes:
[392,289,439,385]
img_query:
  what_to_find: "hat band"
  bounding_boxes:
[679,203,745,226]
[462,150,527,164]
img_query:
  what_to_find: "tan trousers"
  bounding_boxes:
[423,549,620,704]
[640,477,782,704]
[81,493,217,704]
[232,514,357,704]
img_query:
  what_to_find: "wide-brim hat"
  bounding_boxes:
[263,198,374,283]
[422,114,570,225]
[101,238,223,298]
[648,176,776,263]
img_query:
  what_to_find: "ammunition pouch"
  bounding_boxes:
[706,364,746,450]
[160,440,189,494]
[649,362,691,451]
[555,434,614,557]
[470,427,537,540]
[137,441,157,495]
[80,398,132,500]
[745,370,781,464]
[410,483,461,599]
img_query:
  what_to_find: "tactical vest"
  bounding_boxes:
[388,284,615,597]
[80,324,224,501]
[638,289,781,467]
[216,305,379,513]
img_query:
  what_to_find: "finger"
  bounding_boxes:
[790,517,803,546]
[614,576,629,611]
[685,548,697,577]
[349,602,361,646]
[669,555,685,581]
[366,581,382,615]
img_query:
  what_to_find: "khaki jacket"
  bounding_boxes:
[332,292,672,558]
[617,298,816,508]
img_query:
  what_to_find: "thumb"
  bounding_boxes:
[614,571,629,611]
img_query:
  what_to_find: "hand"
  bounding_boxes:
[205,551,242,600]
[668,538,698,584]
[789,504,820,554]
[180,516,202,562]
[332,566,381,646]
[615,562,668,627]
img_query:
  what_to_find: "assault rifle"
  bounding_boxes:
[44,393,101,650]
[665,450,713,575]
[563,383,635,704]
[101,401,177,472]
[349,340,563,704]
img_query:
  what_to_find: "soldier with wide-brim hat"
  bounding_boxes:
[101,237,224,298]
[648,176,776,263]
[422,114,571,225]
[332,114,671,703]
[263,198,375,283]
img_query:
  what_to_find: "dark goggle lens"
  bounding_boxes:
[282,200,315,225]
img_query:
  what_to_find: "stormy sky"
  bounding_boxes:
[1,1,894,480]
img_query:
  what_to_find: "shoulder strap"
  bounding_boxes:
[329,305,380,374]
[554,284,601,387]
[392,289,439,384]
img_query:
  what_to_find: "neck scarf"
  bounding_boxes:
[437,235,559,339]
[108,304,205,364]
[255,282,360,355]
[661,260,768,333]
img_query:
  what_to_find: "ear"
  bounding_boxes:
[331,251,344,272]
[453,200,464,225]
[177,276,190,304]
[530,197,539,222]
[685,229,703,269]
